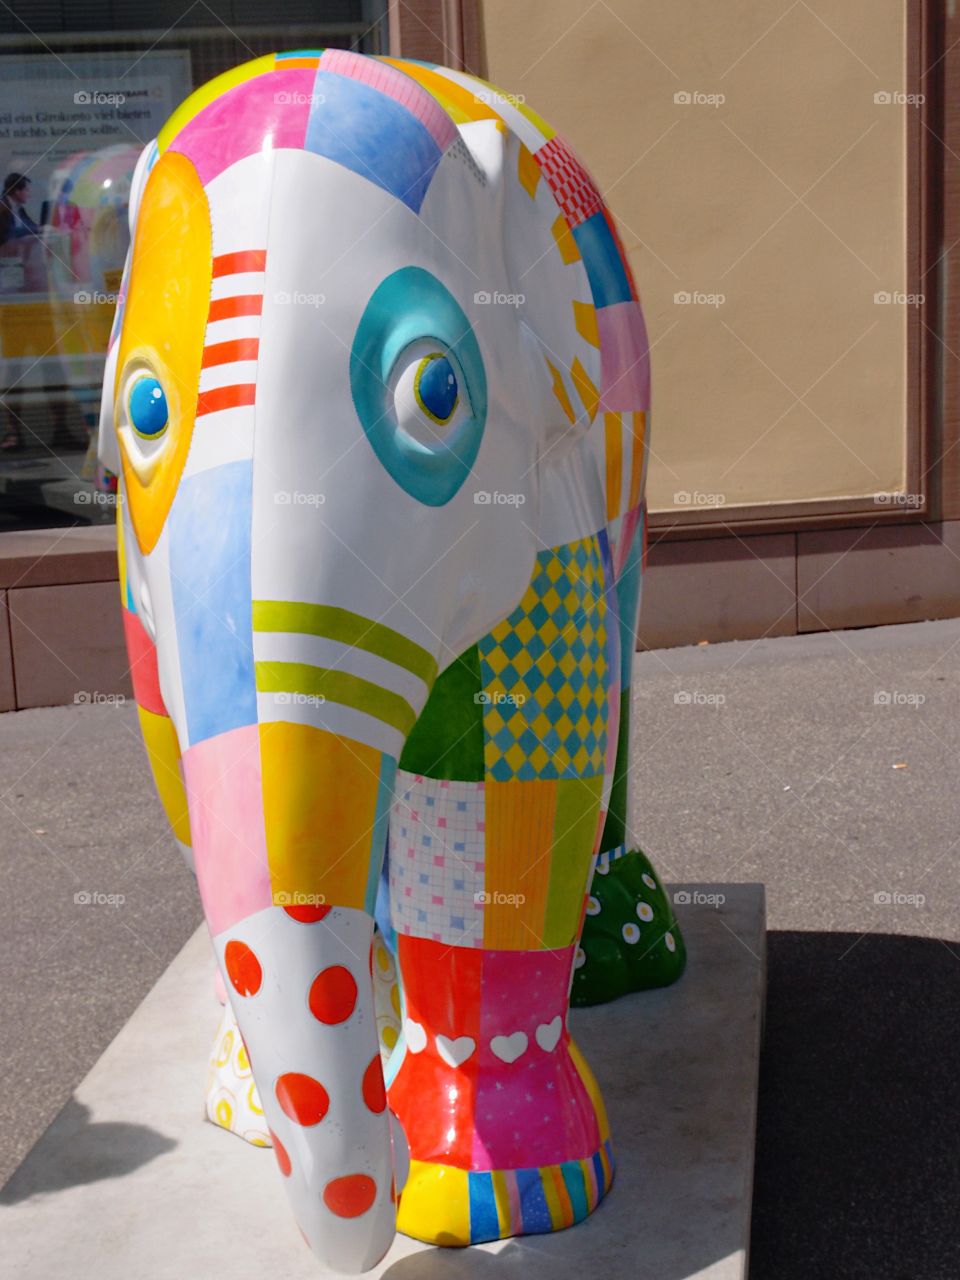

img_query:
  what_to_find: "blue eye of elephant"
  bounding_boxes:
[350,267,487,507]
[414,354,458,425]
[128,376,168,437]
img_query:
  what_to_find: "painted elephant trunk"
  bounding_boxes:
[185,725,399,1271]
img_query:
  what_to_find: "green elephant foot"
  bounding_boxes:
[571,848,686,1007]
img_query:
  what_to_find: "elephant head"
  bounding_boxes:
[101,49,650,1273]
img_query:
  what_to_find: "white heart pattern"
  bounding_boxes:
[535,1015,563,1053]
[404,1018,427,1053]
[490,1031,528,1064]
[436,1035,476,1068]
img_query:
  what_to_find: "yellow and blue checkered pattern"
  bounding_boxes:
[479,536,609,781]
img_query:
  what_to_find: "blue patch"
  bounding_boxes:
[571,212,634,308]
[366,754,397,914]
[561,1160,589,1222]
[305,71,442,212]
[592,1149,606,1193]
[468,1172,500,1242]
[169,460,257,746]
[516,1166,552,1233]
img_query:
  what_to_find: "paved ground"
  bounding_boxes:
[3,616,960,1276]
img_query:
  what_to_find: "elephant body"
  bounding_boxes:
[101,49,683,1273]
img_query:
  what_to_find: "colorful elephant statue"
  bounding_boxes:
[99,49,685,1273]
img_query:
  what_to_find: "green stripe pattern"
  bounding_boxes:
[253,600,437,735]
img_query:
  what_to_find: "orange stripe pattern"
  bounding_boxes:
[212,249,266,277]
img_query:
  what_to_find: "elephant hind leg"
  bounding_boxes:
[572,846,686,1007]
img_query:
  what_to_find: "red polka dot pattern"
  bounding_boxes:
[283,903,331,924]
[308,965,358,1024]
[323,1173,377,1218]
[275,1072,330,1126]
[224,940,262,997]
[362,1054,386,1114]
[269,1129,292,1177]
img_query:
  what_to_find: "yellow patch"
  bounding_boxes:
[545,358,576,424]
[397,1160,471,1247]
[552,214,580,265]
[116,151,212,554]
[259,722,380,910]
[570,356,600,423]
[137,705,192,846]
[572,300,599,347]
[517,144,541,198]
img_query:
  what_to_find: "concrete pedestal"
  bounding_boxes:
[0,884,765,1279]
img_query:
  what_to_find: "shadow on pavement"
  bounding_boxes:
[750,930,960,1280]
[0,1098,176,1203]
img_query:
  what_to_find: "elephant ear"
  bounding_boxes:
[457,86,649,457]
[98,139,159,477]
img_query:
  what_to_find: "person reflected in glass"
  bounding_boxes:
[0,173,40,245]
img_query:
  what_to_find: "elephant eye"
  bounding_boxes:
[128,375,169,438]
[413,354,458,425]
[350,266,488,507]
[391,346,469,449]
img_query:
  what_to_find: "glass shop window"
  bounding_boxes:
[0,1,386,530]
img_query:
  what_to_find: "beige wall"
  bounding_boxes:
[481,0,908,512]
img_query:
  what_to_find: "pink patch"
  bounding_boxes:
[614,504,643,580]
[182,725,272,934]
[169,69,316,186]
[470,947,599,1170]
[322,50,458,151]
[597,301,651,412]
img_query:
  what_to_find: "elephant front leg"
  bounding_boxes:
[387,936,614,1246]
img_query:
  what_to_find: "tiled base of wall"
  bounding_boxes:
[638,522,960,649]
[0,527,131,712]
[3,523,960,709]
